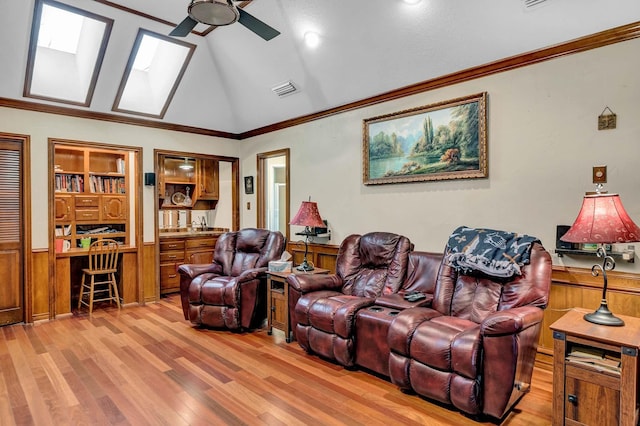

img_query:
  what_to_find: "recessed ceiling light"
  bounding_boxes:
[304,31,320,48]
[403,0,422,4]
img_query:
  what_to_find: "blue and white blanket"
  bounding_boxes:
[446,226,540,278]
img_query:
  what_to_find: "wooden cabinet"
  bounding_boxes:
[159,238,185,294]
[54,145,129,250]
[103,196,126,220]
[159,235,218,294]
[157,154,218,209]
[185,236,216,264]
[551,309,640,426]
[266,268,330,342]
[197,158,219,200]
[54,195,73,221]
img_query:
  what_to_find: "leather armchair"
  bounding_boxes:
[387,242,551,419]
[178,228,285,330]
[288,232,412,367]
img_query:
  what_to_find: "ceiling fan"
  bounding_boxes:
[170,0,280,41]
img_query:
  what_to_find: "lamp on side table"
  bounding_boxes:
[290,198,325,271]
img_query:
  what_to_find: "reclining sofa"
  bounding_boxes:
[287,229,552,420]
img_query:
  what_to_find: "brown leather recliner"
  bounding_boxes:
[178,228,285,330]
[387,242,551,419]
[287,232,412,367]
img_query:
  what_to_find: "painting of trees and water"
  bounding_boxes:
[363,93,487,184]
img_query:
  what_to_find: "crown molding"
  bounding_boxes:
[1,21,639,140]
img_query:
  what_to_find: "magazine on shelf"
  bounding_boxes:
[566,347,621,375]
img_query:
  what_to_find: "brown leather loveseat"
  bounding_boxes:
[178,228,285,330]
[288,229,552,420]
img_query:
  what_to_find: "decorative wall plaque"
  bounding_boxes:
[598,106,617,130]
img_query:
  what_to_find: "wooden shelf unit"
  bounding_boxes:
[551,309,640,426]
[157,155,219,209]
[54,145,129,250]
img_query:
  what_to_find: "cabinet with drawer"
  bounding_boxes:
[54,145,129,250]
[159,235,218,295]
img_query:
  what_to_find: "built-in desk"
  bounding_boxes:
[55,246,138,316]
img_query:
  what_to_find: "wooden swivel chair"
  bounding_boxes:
[78,239,121,315]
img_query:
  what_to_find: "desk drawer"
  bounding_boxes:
[186,238,217,249]
[160,240,185,252]
[75,196,99,208]
[160,251,184,263]
[75,209,100,221]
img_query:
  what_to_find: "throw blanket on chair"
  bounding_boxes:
[446,226,540,278]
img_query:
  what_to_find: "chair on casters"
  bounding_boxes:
[78,239,121,315]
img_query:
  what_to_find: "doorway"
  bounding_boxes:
[0,134,31,325]
[257,149,290,241]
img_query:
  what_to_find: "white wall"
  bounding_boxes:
[239,38,640,272]
[0,108,240,248]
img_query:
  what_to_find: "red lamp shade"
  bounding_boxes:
[561,193,640,244]
[290,201,325,228]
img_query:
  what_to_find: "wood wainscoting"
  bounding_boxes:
[287,241,339,274]
[537,265,640,368]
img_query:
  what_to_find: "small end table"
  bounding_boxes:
[550,308,640,426]
[266,267,329,342]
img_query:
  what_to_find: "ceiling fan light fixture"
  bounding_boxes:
[188,0,239,26]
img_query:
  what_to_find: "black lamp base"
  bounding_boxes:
[583,302,625,326]
[296,260,314,272]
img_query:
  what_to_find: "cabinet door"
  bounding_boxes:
[197,159,219,200]
[54,195,73,221]
[565,373,620,426]
[103,196,126,220]
[186,249,214,264]
[160,263,181,294]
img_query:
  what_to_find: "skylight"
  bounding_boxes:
[25,0,113,106]
[112,30,196,119]
[37,4,83,53]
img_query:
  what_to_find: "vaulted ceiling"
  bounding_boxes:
[2,0,640,136]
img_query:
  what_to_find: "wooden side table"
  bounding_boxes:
[550,308,640,426]
[266,267,329,342]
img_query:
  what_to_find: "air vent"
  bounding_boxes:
[523,0,549,10]
[271,81,298,97]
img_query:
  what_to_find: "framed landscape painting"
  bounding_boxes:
[363,92,488,185]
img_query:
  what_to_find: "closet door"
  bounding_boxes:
[0,140,23,325]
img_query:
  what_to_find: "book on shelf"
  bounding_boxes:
[55,225,71,236]
[116,158,125,174]
[566,347,621,375]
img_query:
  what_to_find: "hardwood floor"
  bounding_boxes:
[0,295,553,425]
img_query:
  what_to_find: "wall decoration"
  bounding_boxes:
[598,106,617,130]
[363,92,488,185]
[244,176,254,194]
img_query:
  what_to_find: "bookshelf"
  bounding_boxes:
[54,145,129,251]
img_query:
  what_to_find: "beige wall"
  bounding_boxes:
[239,37,640,273]
[2,37,639,273]
[0,108,240,248]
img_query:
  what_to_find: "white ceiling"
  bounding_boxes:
[2,0,640,134]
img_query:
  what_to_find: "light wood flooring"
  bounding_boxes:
[0,295,553,425]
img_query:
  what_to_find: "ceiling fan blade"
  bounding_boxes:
[170,16,198,37]
[237,8,280,41]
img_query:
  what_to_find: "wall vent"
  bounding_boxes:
[523,0,549,10]
[271,81,298,97]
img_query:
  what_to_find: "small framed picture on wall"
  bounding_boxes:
[244,176,254,194]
